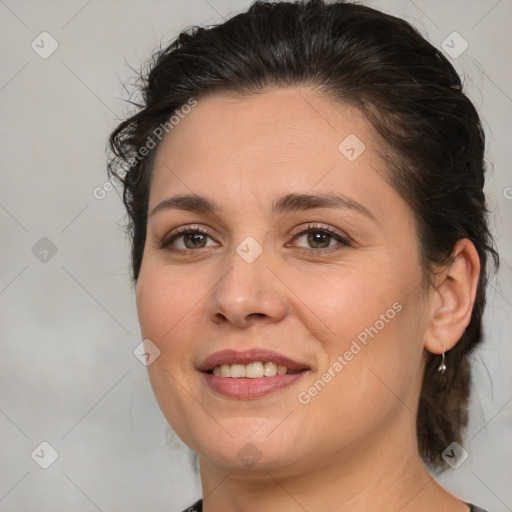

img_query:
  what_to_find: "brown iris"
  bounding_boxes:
[307,231,331,249]
[183,232,208,249]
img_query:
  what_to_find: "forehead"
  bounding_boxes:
[157,88,369,161]
[150,87,385,200]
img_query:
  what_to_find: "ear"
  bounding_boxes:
[423,239,481,355]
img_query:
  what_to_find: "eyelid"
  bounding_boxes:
[159,224,219,249]
[159,222,352,252]
[283,223,352,256]
[289,222,351,243]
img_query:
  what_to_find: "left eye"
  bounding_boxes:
[292,228,347,250]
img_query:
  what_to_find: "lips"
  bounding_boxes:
[198,348,310,373]
[198,348,310,399]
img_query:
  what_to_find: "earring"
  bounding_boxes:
[438,349,447,374]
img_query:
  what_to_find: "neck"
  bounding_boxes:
[198,414,468,512]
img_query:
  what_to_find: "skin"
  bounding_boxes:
[136,87,480,512]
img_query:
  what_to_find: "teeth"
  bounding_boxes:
[230,364,246,378]
[246,362,264,378]
[220,364,231,377]
[263,361,277,377]
[211,361,290,378]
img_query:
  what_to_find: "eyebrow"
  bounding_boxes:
[149,192,377,222]
[149,194,217,217]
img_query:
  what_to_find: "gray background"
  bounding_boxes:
[0,0,511,511]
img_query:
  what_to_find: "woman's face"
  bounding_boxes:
[136,88,430,475]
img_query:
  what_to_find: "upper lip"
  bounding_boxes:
[198,349,310,372]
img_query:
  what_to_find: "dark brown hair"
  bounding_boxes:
[108,0,498,468]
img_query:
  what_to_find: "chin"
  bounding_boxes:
[188,420,308,473]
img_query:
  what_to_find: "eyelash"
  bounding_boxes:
[288,223,350,255]
[159,223,350,255]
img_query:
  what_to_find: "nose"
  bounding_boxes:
[208,244,287,328]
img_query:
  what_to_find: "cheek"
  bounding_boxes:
[136,263,202,345]
[135,266,204,445]
[136,271,167,343]
[311,286,425,423]
[295,262,425,402]
[290,264,404,351]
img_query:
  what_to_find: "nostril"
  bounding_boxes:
[213,313,229,323]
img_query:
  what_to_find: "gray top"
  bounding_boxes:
[182,499,489,511]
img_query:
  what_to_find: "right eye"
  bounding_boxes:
[160,226,219,252]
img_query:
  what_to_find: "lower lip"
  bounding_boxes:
[201,371,308,399]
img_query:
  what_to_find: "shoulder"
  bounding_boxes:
[181,499,203,512]
[468,504,489,512]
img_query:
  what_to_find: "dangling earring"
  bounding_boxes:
[438,348,447,374]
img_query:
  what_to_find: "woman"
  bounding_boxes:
[108,1,498,510]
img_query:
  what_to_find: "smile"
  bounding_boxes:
[210,361,299,378]
[199,349,310,399]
